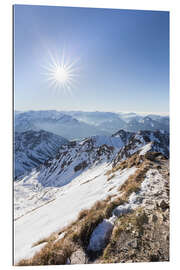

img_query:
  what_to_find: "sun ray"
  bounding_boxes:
[42,49,79,92]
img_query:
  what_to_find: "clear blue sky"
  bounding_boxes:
[14,5,169,114]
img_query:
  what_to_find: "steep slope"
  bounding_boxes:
[14,129,169,187]
[14,162,137,263]
[14,133,131,219]
[14,130,69,179]
[113,130,169,166]
[16,152,169,265]
[33,130,169,188]
[17,134,126,188]
[14,129,169,264]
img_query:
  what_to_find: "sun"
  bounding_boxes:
[54,66,68,83]
[42,49,80,92]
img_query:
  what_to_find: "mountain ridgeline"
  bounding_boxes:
[14,111,169,264]
[14,127,169,264]
[14,126,169,187]
[15,110,169,140]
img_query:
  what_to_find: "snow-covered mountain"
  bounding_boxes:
[15,110,110,140]
[14,128,169,264]
[14,130,69,179]
[113,130,169,166]
[61,111,122,126]
[65,111,169,130]
[125,116,169,132]
[118,112,144,123]
[15,110,169,140]
[14,129,169,188]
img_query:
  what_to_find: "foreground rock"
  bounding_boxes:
[70,249,88,264]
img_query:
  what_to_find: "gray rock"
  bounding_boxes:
[127,239,138,249]
[70,249,87,264]
[159,200,169,211]
[149,214,158,223]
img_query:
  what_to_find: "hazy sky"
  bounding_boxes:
[14,5,169,114]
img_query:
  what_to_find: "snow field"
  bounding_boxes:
[14,164,136,263]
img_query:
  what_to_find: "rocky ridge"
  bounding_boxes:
[17,151,169,265]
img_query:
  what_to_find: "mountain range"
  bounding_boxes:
[14,110,169,265]
[14,127,169,264]
[15,110,169,140]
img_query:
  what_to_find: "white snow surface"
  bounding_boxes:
[87,219,114,251]
[139,142,152,156]
[114,168,167,214]
[14,164,136,263]
[32,133,128,188]
[128,168,167,209]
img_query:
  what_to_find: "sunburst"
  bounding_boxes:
[42,49,80,93]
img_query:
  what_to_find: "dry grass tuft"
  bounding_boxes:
[78,209,90,220]
[118,160,151,199]
[104,197,126,218]
[32,233,58,247]
[107,174,115,181]
[18,237,75,266]
[112,153,145,173]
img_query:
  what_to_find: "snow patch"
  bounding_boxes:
[139,142,152,156]
[87,219,114,251]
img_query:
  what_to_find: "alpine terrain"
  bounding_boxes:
[14,127,169,265]
[14,130,69,179]
[15,110,169,139]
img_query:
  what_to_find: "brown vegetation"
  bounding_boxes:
[107,174,115,181]
[17,152,169,265]
[32,233,58,248]
[106,153,145,179]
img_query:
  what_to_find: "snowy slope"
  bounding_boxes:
[14,129,169,263]
[14,130,68,179]
[15,129,169,187]
[14,133,132,219]
[28,132,133,188]
[113,130,169,166]
[14,163,136,263]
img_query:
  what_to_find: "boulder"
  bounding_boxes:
[159,200,169,211]
[70,249,87,264]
